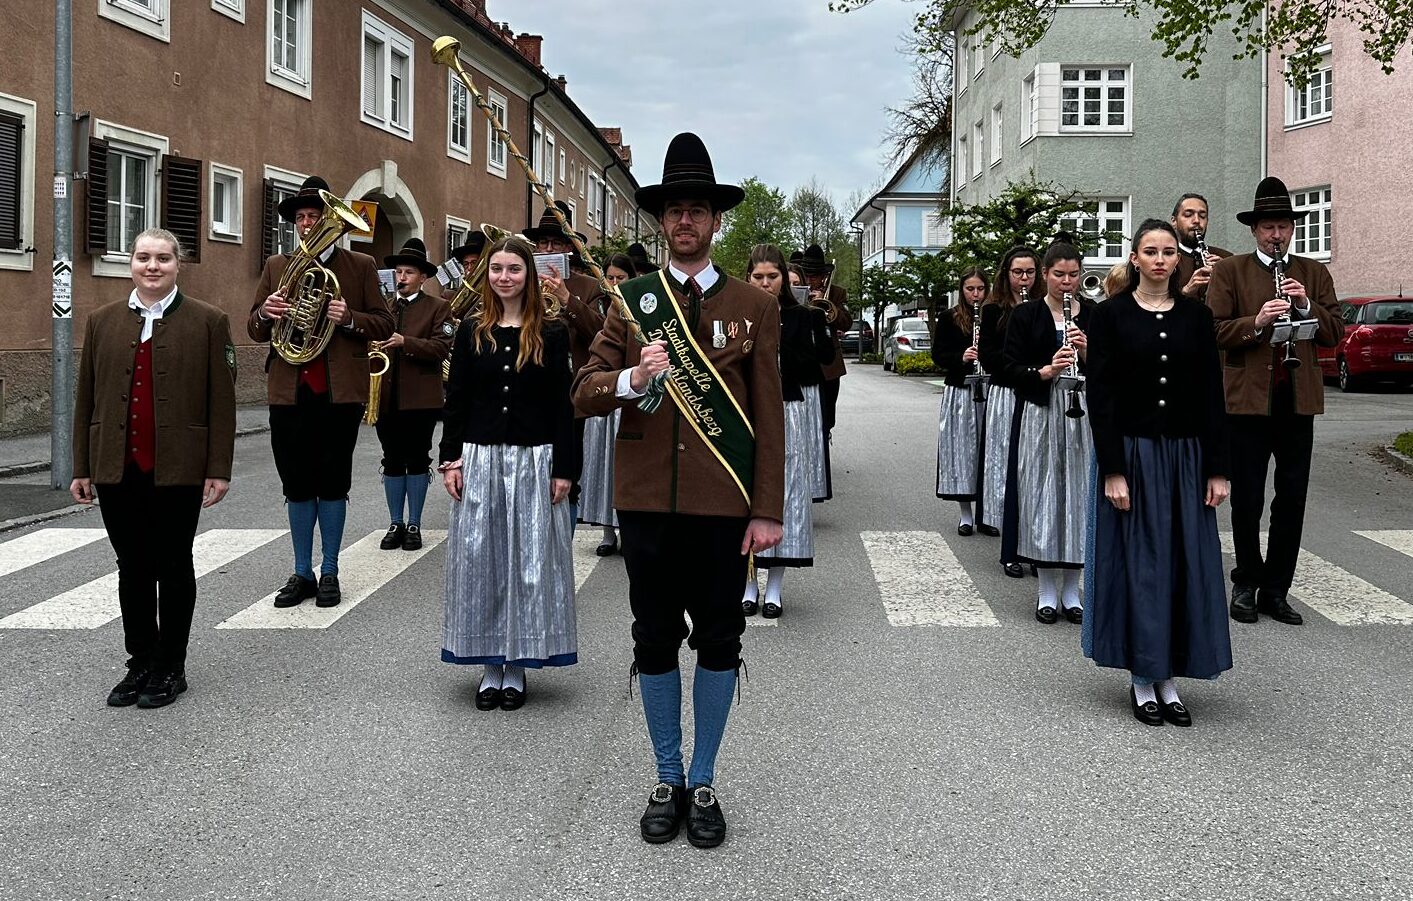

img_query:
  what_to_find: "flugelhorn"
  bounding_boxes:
[269,190,368,365]
[1060,291,1086,420]
[364,341,391,426]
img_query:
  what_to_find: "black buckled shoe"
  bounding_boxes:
[640,782,687,844]
[1062,604,1084,624]
[1003,562,1025,579]
[761,602,781,619]
[742,599,759,616]
[106,667,149,707]
[315,574,342,608]
[1130,687,1164,727]
[957,522,974,536]
[273,574,317,608]
[1258,590,1303,625]
[499,686,526,711]
[1160,699,1193,727]
[978,524,1000,537]
[475,687,502,711]
[595,536,619,557]
[1035,605,1058,624]
[137,671,188,708]
[1229,584,1258,623]
[379,523,406,550]
[402,525,423,551]
[685,785,727,849]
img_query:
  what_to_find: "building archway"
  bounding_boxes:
[346,161,424,262]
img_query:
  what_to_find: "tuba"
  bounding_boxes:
[270,190,368,365]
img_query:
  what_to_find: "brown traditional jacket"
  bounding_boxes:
[248,247,396,405]
[821,284,852,380]
[73,291,237,486]
[1206,252,1342,416]
[382,292,453,413]
[1171,243,1233,300]
[562,272,607,374]
[572,269,786,522]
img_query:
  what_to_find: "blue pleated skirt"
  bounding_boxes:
[1082,435,1232,681]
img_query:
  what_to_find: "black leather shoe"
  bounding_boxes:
[1035,605,1058,624]
[1062,604,1084,624]
[1003,562,1025,578]
[1258,590,1303,625]
[1160,699,1193,727]
[106,667,149,707]
[741,599,758,616]
[315,574,342,607]
[978,524,1000,537]
[686,785,727,849]
[595,536,619,556]
[273,574,317,608]
[499,686,526,711]
[379,523,406,550]
[475,687,502,711]
[137,672,188,708]
[402,525,423,551]
[1229,584,1258,623]
[762,602,781,619]
[1131,688,1164,727]
[639,782,687,844]
[957,522,974,536]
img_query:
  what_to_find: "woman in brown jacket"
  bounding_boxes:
[70,227,237,709]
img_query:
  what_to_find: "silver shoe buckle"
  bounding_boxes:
[692,786,717,807]
[650,783,676,804]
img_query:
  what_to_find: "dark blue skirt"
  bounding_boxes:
[1082,436,1232,681]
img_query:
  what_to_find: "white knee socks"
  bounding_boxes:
[502,665,525,692]
[601,526,616,543]
[1037,569,1059,610]
[957,501,974,528]
[743,571,759,603]
[1156,679,1181,705]
[480,664,503,691]
[764,567,785,607]
[1132,681,1158,705]
[1061,570,1082,610]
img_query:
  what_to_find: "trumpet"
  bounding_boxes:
[364,340,391,426]
[1060,291,1086,420]
[963,303,989,403]
[1271,242,1300,370]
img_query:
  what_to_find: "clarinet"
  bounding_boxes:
[965,303,989,402]
[1271,241,1301,370]
[1193,228,1211,269]
[1061,291,1086,419]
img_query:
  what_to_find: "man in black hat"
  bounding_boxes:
[573,132,785,849]
[250,176,395,608]
[449,231,487,285]
[626,241,658,276]
[1206,176,1342,627]
[797,243,851,498]
[374,238,453,552]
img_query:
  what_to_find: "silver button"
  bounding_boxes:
[1155,313,1164,320]
[502,346,510,352]
[1159,377,1167,385]
[676,443,686,451]
[503,365,510,372]
[501,406,508,413]
[1157,399,1167,407]
[1160,354,1168,362]
[1158,332,1167,339]
[502,385,510,393]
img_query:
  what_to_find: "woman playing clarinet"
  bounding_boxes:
[934,268,990,535]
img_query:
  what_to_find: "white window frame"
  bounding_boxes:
[445,214,472,261]
[531,120,545,174]
[991,102,1004,165]
[543,131,556,184]
[0,92,37,272]
[446,70,470,163]
[565,199,578,228]
[559,149,566,185]
[972,119,984,179]
[1020,72,1038,145]
[1061,197,1130,265]
[973,37,984,81]
[208,163,242,243]
[586,174,603,227]
[924,211,946,247]
[267,0,312,100]
[1285,46,1333,129]
[958,37,970,94]
[264,164,305,257]
[1291,186,1332,260]
[211,0,245,23]
[91,120,169,278]
[956,135,969,187]
[98,0,171,43]
[605,190,618,234]
[1059,65,1132,134]
[360,11,413,140]
[485,89,508,178]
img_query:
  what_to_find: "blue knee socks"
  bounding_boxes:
[287,500,317,580]
[638,669,685,786]
[383,475,407,524]
[316,498,347,576]
[405,472,430,527]
[687,664,737,788]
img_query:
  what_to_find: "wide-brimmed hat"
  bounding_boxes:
[523,200,587,244]
[788,250,804,265]
[384,238,438,277]
[1236,176,1309,226]
[635,132,744,218]
[449,231,487,260]
[796,244,835,276]
[277,175,332,222]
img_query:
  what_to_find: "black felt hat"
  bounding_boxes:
[384,237,438,277]
[1236,176,1309,226]
[796,244,835,275]
[635,132,744,218]
[277,175,332,222]
[449,231,487,260]
[523,200,587,244]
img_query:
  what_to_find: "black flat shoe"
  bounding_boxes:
[137,672,187,708]
[595,537,618,556]
[978,524,1000,537]
[273,574,317,608]
[106,667,149,707]
[761,602,781,619]
[957,523,974,536]
[402,525,423,551]
[475,687,502,711]
[640,782,687,844]
[1131,687,1164,726]
[1160,699,1193,727]
[685,785,727,849]
[1257,590,1303,626]
[1035,605,1058,624]
[1062,605,1084,624]
[741,599,758,616]
[315,574,342,607]
[379,523,406,550]
[499,686,526,711]
[1229,584,1258,623]
[1003,563,1025,579]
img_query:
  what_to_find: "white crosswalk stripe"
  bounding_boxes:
[572,531,607,593]
[216,530,446,630]
[1219,532,1413,626]
[861,530,999,627]
[0,528,107,579]
[0,529,286,630]
[1354,529,1413,562]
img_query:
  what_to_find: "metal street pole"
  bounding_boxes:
[51,0,75,489]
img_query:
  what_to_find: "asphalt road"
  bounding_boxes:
[1,366,1411,901]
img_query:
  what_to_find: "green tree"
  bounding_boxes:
[941,172,1105,276]
[858,263,914,353]
[788,178,846,253]
[893,249,953,320]
[830,0,1412,83]
[714,177,797,278]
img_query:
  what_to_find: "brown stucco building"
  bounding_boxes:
[0,0,653,434]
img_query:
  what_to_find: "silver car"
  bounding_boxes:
[882,317,932,371]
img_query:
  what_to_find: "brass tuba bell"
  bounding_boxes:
[269,190,369,365]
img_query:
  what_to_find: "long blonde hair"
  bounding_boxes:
[471,237,547,370]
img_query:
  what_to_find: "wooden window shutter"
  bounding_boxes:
[85,137,109,255]
[260,177,278,272]
[161,153,202,262]
[0,113,21,250]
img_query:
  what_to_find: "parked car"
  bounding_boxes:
[840,321,874,356]
[882,317,932,371]
[1316,296,1413,392]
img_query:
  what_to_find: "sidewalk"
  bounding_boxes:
[0,404,271,530]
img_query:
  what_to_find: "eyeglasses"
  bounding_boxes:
[1009,268,1037,277]
[662,206,712,223]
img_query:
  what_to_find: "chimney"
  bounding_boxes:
[617,145,633,168]
[514,33,543,67]
[598,127,623,147]
[554,74,567,91]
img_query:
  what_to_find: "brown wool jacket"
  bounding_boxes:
[562,271,607,374]
[73,292,237,486]
[1206,252,1342,416]
[1171,243,1233,300]
[821,284,852,380]
[248,247,396,405]
[381,292,453,413]
[572,271,786,522]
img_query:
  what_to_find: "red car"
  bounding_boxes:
[1317,295,1413,392]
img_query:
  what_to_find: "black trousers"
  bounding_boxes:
[1227,384,1315,594]
[617,511,749,674]
[96,465,203,673]
[820,378,841,434]
[269,384,365,501]
[375,407,440,475]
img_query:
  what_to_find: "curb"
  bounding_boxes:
[0,424,271,481]
[1377,444,1413,477]
[0,502,91,534]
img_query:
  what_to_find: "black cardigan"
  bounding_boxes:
[1000,297,1094,407]
[438,321,578,480]
[932,309,975,388]
[1086,292,1230,479]
[978,303,1018,389]
[779,301,834,401]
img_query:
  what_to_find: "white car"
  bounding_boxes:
[882,318,932,371]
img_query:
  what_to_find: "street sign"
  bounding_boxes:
[52,259,72,319]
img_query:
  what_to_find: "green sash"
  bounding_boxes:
[616,271,755,503]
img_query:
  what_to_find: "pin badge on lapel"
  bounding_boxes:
[727,321,739,340]
[712,320,726,349]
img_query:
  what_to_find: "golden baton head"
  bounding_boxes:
[431,36,462,68]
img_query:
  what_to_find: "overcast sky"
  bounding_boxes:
[496,0,919,210]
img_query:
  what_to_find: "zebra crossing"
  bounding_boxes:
[0,526,1410,632]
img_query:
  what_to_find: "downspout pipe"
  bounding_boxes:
[526,74,551,224]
